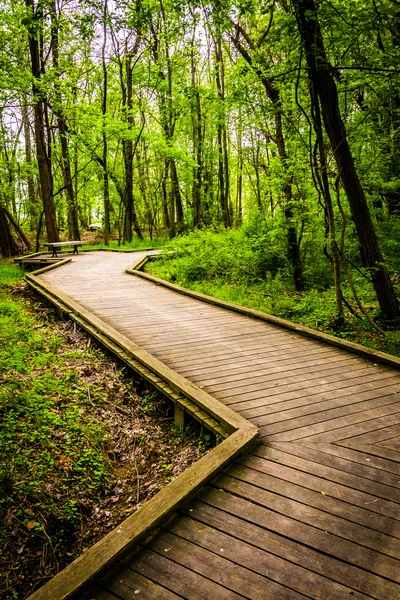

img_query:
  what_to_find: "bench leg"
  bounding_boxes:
[73,246,79,255]
[52,248,57,258]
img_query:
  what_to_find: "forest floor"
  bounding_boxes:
[0,262,212,600]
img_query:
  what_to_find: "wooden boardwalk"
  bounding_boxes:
[33,251,400,599]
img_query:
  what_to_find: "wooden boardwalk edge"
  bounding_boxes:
[128,263,400,370]
[24,258,259,600]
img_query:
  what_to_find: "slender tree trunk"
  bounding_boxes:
[21,100,37,232]
[190,34,203,228]
[25,0,58,243]
[122,54,142,241]
[309,84,343,322]
[292,0,399,319]
[171,159,183,232]
[236,114,243,224]
[230,25,303,290]
[215,34,230,227]
[51,2,80,240]
[161,163,170,230]
[102,0,110,245]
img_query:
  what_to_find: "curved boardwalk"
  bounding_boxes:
[38,251,400,600]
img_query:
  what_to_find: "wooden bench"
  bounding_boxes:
[43,241,84,257]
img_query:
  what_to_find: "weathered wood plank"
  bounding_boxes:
[211,478,400,581]
[166,514,370,600]
[190,497,400,599]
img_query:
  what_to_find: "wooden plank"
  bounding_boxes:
[146,529,310,600]
[237,453,400,525]
[220,370,400,403]
[210,479,400,581]
[237,380,400,419]
[227,375,400,414]
[129,548,244,600]
[260,443,400,492]
[189,498,400,599]
[256,398,400,436]
[340,440,400,463]
[300,441,400,476]
[89,588,120,600]
[184,353,361,383]
[221,464,400,556]
[207,363,380,395]
[275,413,400,445]
[339,426,400,446]
[101,568,182,600]
[167,514,370,600]
[130,269,400,370]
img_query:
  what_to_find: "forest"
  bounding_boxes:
[1,0,400,343]
[1,0,400,596]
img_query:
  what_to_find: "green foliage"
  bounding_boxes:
[0,263,112,595]
[153,226,289,287]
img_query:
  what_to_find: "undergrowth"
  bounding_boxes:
[145,228,400,357]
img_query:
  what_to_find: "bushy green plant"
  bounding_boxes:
[155,227,289,287]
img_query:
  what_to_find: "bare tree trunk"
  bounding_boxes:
[230,24,304,290]
[215,34,231,227]
[236,114,243,225]
[102,0,110,245]
[21,100,38,232]
[190,26,203,228]
[51,2,80,240]
[25,0,58,243]
[309,82,343,322]
[122,53,143,241]
[292,0,399,320]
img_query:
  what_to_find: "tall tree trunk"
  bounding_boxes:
[230,24,303,290]
[51,2,80,240]
[292,0,399,320]
[215,34,231,227]
[25,0,58,243]
[102,0,110,245]
[21,100,38,232]
[309,83,343,322]
[122,53,142,242]
[236,114,243,225]
[190,29,203,228]
[171,159,183,232]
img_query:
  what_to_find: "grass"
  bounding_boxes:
[0,263,111,595]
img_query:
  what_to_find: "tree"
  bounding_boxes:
[292,0,400,320]
[25,0,59,243]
